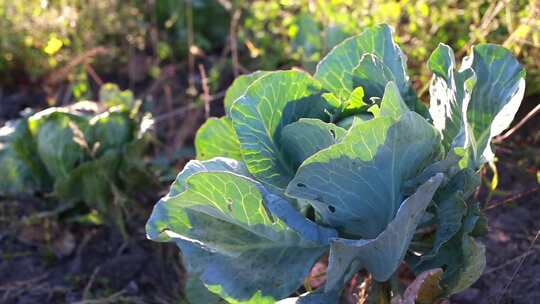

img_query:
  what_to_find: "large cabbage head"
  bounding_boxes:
[146,24,525,303]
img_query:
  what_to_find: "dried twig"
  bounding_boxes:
[229,9,242,77]
[153,103,200,124]
[61,83,74,106]
[503,0,539,52]
[83,266,102,300]
[174,108,201,144]
[147,0,161,64]
[45,47,108,86]
[0,273,49,301]
[0,273,49,291]
[484,250,536,275]
[494,103,540,142]
[186,0,196,94]
[496,229,540,303]
[198,64,211,118]
[70,230,97,273]
[456,0,511,57]
[71,290,129,304]
[20,202,74,224]
[141,64,181,98]
[84,63,104,86]
[163,84,176,141]
[483,186,540,211]
[153,90,226,124]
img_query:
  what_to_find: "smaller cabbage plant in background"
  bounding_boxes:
[0,84,155,237]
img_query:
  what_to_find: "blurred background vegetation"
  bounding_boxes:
[1,0,539,93]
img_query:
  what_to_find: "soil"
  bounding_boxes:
[0,86,538,303]
[454,193,540,304]
[0,195,185,304]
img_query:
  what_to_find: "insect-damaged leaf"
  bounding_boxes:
[429,43,526,168]
[146,157,334,301]
[428,43,475,151]
[287,111,441,239]
[325,174,442,290]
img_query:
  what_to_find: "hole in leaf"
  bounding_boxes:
[328,205,336,213]
[329,129,336,139]
[226,198,233,212]
[297,183,306,188]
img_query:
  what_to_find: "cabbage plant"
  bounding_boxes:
[146,24,525,303]
[0,84,153,236]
